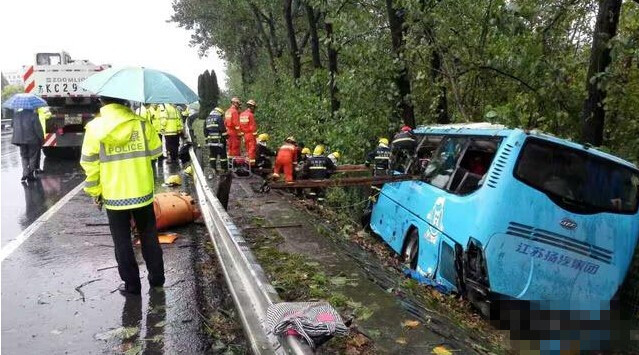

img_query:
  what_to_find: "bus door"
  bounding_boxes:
[418,136,500,286]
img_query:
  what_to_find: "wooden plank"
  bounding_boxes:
[254,164,369,176]
[268,174,418,189]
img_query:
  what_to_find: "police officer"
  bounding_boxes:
[391,125,417,172]
[303,145,336,201]
[204,107,228,178]
[158,103,183,163]
[80,96,164,296]
[365,138,392,176]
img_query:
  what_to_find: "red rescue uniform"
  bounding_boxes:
[224,106,241,157]
[239,109,257,162]
[273,143,297,182]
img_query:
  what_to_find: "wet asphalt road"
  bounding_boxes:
[1,155,218,354]
[1,132,84,248]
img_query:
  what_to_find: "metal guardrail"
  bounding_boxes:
[185,126,313,355]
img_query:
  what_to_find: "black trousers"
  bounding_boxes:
[164,135,179,160]
[106,204,165,291]
[19,144,40,179]
[208,144,228,170]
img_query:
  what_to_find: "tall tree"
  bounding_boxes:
[325,20,340,118]
[306,4,322,69]
[209,69,221,108]
[386,0,415,128]
[284,0,301,80]
[580,0,623,146]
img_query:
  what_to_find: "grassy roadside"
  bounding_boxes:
[295,191,509,353]
[243,218,376,354]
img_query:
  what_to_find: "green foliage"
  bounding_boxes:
[173,0,639,163]
[2,84,24,103]
[197,69,220,120]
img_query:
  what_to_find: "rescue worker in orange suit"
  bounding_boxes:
[224,97,242,159]
[204,107,227,178]
[303,145,336,201]
[391,125,417,172]
[273,136,297,183]
[239,99,258,163]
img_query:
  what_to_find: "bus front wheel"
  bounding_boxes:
[402,229,419,270]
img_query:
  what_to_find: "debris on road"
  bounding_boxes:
[74,278,101,302]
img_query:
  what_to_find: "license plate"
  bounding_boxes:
[65,115,82,125]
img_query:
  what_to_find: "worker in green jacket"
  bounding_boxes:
[158,103,183,163]
[80,96,164,296]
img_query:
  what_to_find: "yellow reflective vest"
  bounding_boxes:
[158,104,183,136]
[37,107,52,137]
[80,103,162,210]
[136,105,162,133]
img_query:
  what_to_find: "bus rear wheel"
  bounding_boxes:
[402,229,419,270]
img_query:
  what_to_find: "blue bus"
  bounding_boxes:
[370,123,639,313]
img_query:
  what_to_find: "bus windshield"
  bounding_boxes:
[515,137,639,214]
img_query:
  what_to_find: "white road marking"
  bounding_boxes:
[1,182,85,262]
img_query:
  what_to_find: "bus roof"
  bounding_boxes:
[414,122,511,136]
[414,123,638,170]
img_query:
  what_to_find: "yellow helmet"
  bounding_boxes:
[301,147,311,155]
[313,145,325,156]
[246,99,257,107]
[165,175,182,186]
[331,151,341,160]
[184,165,193,175]
[378,137,389,146]
[214,107,224,114]
[258,133,270,142]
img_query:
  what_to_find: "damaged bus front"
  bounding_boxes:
[369,125,639,313]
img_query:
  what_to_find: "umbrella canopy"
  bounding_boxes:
[81,67,199,104]
[3,93,47,110]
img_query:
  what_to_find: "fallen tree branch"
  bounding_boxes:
[75,278,101,302]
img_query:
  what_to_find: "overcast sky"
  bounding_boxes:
[0,0,227,92]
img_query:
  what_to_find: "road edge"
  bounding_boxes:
[1,182,84,262]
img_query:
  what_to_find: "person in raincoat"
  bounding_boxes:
[80,96,164,295]
[35,106,52,172]
[12,108,44,182]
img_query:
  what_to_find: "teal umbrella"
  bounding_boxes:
[80,67,199,104]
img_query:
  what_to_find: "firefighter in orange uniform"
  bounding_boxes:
[239,99,258,163]
[224,97,242,158]
[272,136,297,183]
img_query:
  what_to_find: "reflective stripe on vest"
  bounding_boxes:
[392,137,415,144]
[97,122,160,162]
[310,166,327,170]
[104,192,154,208]
[81,154,99,162]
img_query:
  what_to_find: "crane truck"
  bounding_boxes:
[22,51,110,159]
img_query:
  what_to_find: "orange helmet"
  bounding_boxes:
[401,125,412,132]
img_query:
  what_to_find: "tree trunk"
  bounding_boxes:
[284,0,301,80]
[325,21,340,119]
[430,50,449,124]
[580,0,622,146]
[385,0,415,128]
[306,4,322,69]
[250,3,278,74]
